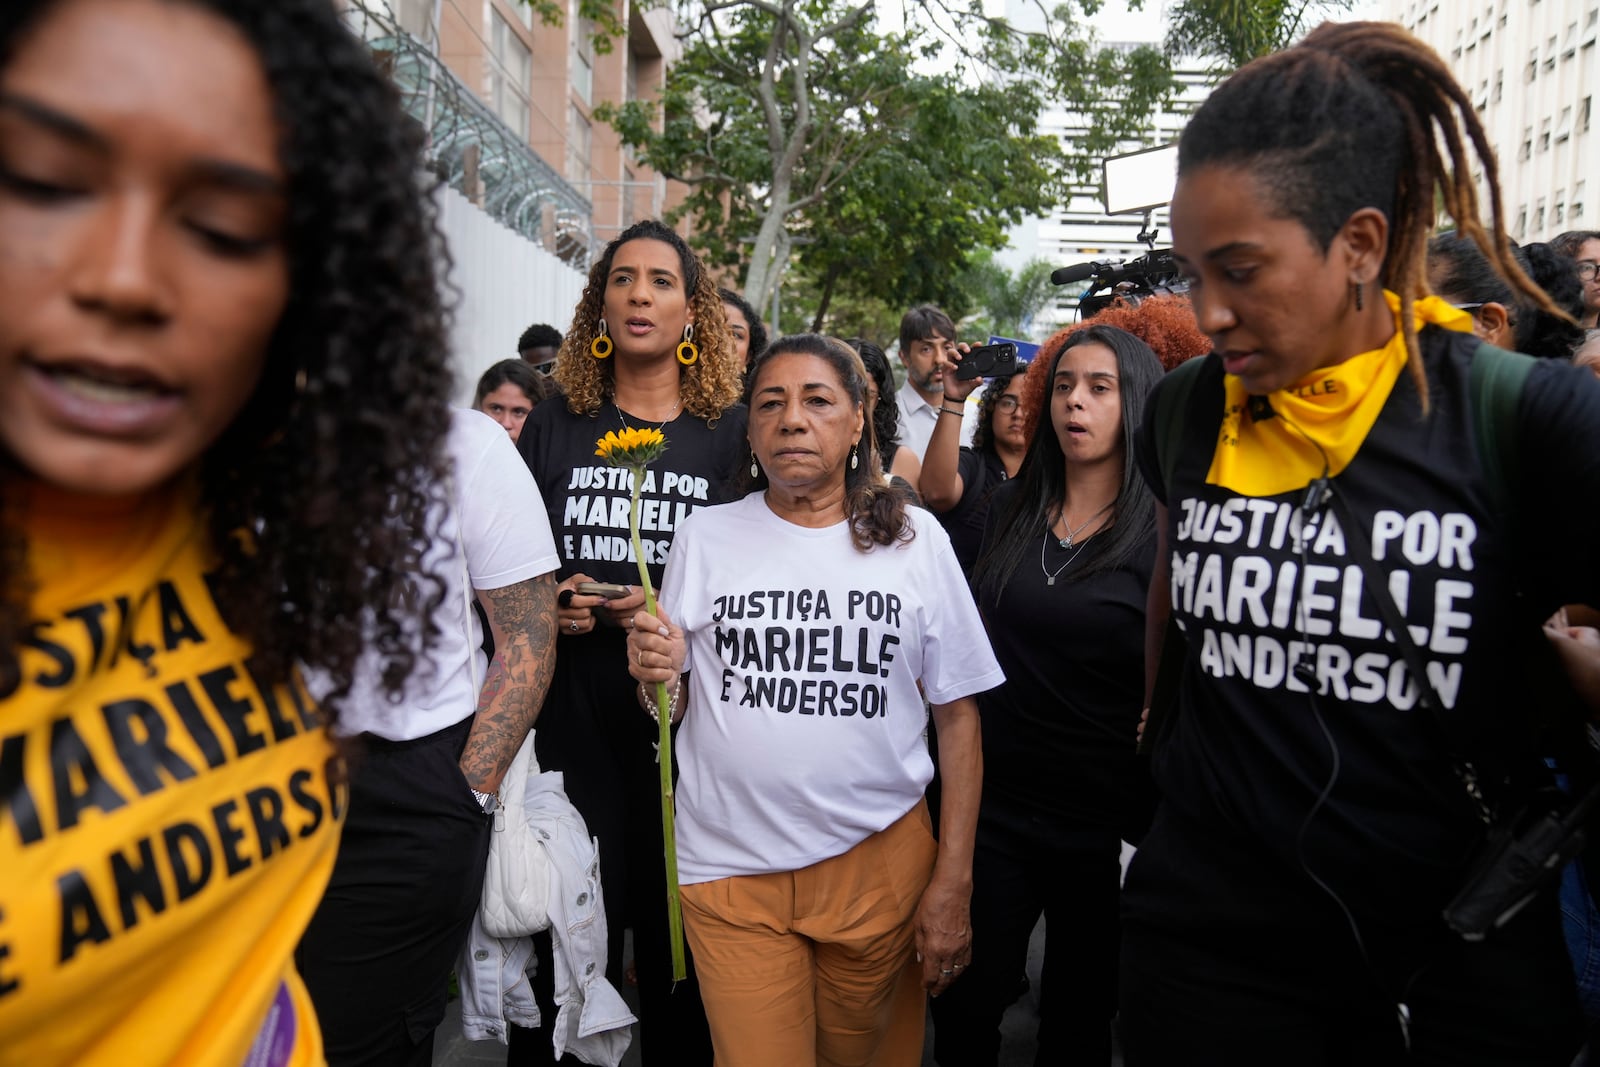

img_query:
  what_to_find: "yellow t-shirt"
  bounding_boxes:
[0,483,343,1066]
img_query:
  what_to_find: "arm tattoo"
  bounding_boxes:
[460,572,559,792]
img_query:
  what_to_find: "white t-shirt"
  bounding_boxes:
[333,408,561,740]
[661,493,1005,884]
[895,379,978,461]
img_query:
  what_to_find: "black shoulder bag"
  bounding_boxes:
[1328,482,1600,941]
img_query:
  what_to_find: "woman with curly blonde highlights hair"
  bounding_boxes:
[513,218,746,1065]
[552,219,743,421]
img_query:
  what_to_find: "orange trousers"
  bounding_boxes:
[679,801,939,1067]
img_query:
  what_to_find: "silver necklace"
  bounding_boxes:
[1056,501,1112,549]
[1040,532,1090,586]
[615,397,680,432]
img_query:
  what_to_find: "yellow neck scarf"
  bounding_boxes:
[1205,291,1473,497]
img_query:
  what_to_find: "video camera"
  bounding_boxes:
[1050,249,1189,318]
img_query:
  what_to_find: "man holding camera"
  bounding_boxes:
[896,304,978,461]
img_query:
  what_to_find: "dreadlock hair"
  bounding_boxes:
[1428,234,1587,359]
[1179,20,1564,411]
[0,0,456,715]
[972,325,1162,605]
[740,334,915,552]
[553,219,742,422]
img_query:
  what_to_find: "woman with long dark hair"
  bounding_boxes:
[0,0,456,1061]
[929,325,1162,1065]
[849,337,923,488]
[514,218,745,1065]
[1125,21,1600,1063]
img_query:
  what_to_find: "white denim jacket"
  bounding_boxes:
[457,764,634,1064]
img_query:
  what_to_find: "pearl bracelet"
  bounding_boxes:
[639,679,681,724]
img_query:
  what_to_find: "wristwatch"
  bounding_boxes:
[471,788,500,814]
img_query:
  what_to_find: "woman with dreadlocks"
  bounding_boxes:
[1125,21,1600,1065]
[0,0,455,1063]
[513,219,745,1066]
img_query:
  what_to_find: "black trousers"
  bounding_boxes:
[296,715,492,1067]
[929,796,1123,1067]
[508,634,712,1066]
[1119,803,1585,1067]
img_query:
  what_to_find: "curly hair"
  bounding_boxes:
[1179,21,1564,413]
[969,370,1022,456]
[553,219,742,421]
[1086,295,1211,372]
[973,325,1163,603]
[0,0,455,715]
[517,322,563,354]
[741,334,914,552]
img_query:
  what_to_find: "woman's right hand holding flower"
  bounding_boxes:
[628,606,685,684]
[628,606,687,722]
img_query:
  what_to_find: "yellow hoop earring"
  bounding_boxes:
[676,324,699,366]
[591,319,613,359]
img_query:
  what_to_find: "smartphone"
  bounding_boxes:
[953,342,1019,380]
[576,582,631,599]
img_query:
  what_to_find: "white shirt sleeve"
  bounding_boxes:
[454,409,560,590]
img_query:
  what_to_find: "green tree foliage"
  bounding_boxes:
[1163,0,1354,72]
[598,1,1176,322]
[957,251,1060,341]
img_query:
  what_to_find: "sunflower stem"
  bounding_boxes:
[629,466,687,982]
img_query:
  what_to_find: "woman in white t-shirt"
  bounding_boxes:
[627,333,1003,1066]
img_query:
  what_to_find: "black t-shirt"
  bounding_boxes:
[1134,327,1600,918]
[940,447,1007,574]
[975,480,1155,830]
[515,395,748,785]
[518,396,749,588]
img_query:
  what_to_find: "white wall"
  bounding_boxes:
[436,184,588,405]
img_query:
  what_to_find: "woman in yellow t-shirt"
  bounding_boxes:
[0,1,455,1064]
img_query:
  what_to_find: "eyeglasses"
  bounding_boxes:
[993,395,1020,414]
[1451,302,1486,314]
[1578,261,1600,280]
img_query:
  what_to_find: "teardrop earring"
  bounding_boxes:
[750,456,759,479]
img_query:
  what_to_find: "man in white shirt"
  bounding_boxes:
[298,408,561,1067]
[895,304,977,460]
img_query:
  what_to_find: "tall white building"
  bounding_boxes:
[1382,0,1600,243]
[997,1,1214,332]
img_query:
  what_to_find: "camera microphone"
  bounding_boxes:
[1051,259,1124,286]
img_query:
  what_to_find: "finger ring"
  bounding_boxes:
[570,620,580,632]
[638,650,645,667]
[953,964,964,970]
[939,968,954,976]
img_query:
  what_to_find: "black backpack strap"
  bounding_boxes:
[1467,340,1534,519]
[1141,354,1225,756]
[1154,353,1219,499]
